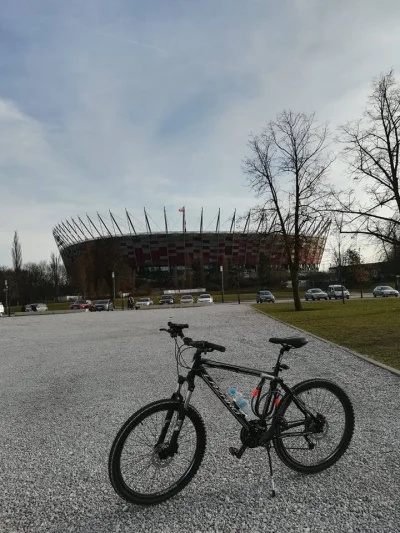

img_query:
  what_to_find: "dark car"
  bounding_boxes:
[90,299,114,311]
[256,290,275,303]
[21,304,33,312]
[158,295,175,305]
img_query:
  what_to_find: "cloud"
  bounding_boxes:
[1,0,400,267]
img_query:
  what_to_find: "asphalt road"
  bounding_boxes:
[1,306,399,532]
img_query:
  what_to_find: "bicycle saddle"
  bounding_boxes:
[269,336,308,348]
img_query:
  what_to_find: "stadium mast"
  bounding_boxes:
[78,216,94,239]
[230,209,236,233]
[87,214,102,238]
[125,209,137,235]
[109,210,123,236]
[144,208,152,234]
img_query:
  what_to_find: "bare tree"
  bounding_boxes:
[48,252,62,300]
[337,70,400,248]
[243,110,333,310]
[11,231,22,271]
[11,231,22,304]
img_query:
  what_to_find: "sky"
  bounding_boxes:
[1,0,400,269]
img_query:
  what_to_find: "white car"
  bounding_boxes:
[197,294,213,304]
[373,285,399,298]
[31,303,48,312]
[0,302,4,316]
[327,285,350,300]
[305,288,328,301]
[180,295,194,304]
[135,297,154,309]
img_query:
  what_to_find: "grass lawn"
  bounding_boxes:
[253,298,400,371]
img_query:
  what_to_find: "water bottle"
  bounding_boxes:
[227,387,254,419]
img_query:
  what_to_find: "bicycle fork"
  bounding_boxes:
[157,376,193,458]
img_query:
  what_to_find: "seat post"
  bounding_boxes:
[273,345,290,376]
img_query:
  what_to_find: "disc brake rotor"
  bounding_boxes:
[151,444,174,468]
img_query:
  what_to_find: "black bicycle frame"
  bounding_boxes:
[184,352,288,432]
[166,347,318,454]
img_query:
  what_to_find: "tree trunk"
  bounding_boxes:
[290,266,302,311]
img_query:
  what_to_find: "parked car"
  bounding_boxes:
[21,304,33,312]
[327,285,350,300]
[30,303,48,312]
[372,285,399,297]
[180,294,194,304]
[304,288,328,301]
[135,297,154,309]
[256,290,275,303]
[197,294,213,304]
[90,299,114,311]
[70,299,93,310]
[158,295,175,305]
[0,302,4,316]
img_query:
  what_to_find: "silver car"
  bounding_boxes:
[372,285,399,297]
[135,297,154,309]
[90,299,114,311]
[305,288,328,301]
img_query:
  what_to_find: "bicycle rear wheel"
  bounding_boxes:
[274,379,354,474]
[109,399,206,505]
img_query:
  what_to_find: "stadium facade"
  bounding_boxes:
[53,208,330,292]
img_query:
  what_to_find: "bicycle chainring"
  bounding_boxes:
[240,420,264,448]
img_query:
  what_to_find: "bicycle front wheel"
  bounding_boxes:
[109,399,206,505]
[274,379,354,474]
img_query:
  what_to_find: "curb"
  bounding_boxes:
[252,306,400,378]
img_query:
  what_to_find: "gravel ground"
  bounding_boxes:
[1,305,399,533]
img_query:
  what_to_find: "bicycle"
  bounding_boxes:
[109,321,355,505]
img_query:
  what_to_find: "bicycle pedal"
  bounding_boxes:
[229,446,245,459]
[229,446,240,459]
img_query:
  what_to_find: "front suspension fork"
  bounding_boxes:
[158,375,194,455]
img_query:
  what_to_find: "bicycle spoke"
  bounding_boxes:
[118,406,199,497]
[279,386,348,467]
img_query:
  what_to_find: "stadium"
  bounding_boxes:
[53,208,330,295]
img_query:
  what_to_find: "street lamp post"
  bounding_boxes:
[237,266,241,304]
[112,271,116,308]
[5,279,10,317]
[220,265,225,303]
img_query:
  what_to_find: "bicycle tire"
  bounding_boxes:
[109,399,206,505]
[274,379,354,474]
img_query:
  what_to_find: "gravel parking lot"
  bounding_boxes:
[1,305,399,533]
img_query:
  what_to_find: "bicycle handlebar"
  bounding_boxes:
[168,321,189,330]
[160,322,226,353]
[183,337,226,353]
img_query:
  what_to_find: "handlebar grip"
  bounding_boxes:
[167,322,189,329]
[208,343,226,353]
